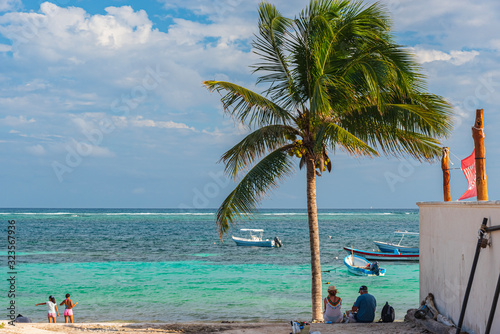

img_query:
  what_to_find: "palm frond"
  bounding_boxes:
[387,99,453,136]
[252,3,302,110]
[374,127,443,161]
[203,81,294,127]
[310,75,333,117]
[221,125,299,178]
[338,100,452,161]
[315,122,378,157]
[216,147,295,238]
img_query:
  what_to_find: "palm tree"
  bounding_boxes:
[203,0,453,321]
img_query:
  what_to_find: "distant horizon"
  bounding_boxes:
[1,206,420,210]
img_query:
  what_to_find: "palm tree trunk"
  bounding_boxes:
[306,158,323,322]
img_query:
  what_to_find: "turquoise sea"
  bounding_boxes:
[1,208,419,323]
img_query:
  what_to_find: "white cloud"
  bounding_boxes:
[448,50,481,65]
[71,115,107,135]
[167,18,253,46]
[0,43,11,52]
[490,39,500,52]
[0,0,20,12]
[18,79,50,92]
[66,139,115,158]
[0,115,36,126]
[0,2,255,121]
[0,1,259,169]
[388,0,500,52]
[131,116,195,130]
[26,144,46,156]
[113,116,196,131]
[410,47,479,65]
[0,2,254,69]
[0,2,160,60]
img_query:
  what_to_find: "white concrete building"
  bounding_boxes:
[418,201,500,334]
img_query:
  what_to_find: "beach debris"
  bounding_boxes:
[422,293,440,320]
[437,314,455,327]
[414,305,431,319]
[406,309,457,334]
[290,321,310,333]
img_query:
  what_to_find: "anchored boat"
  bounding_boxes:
[344,254,386,276]
[343,246,419,261]
[373,231,419,254]
[232,229,282,248]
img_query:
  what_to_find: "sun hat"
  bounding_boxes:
[359,285,368,292]
[327,285,338,292]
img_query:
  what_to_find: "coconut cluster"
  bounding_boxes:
[287,139,305,158]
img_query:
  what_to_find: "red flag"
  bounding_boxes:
[459,149,477,200]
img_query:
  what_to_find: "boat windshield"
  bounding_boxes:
[392,231,419,246]
[240,229,264,240]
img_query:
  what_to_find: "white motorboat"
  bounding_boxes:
[373,230,419,254]
[344,254,386,276]
[232,229,282,247]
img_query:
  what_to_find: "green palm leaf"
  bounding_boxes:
[252,3,298,108]
[203,80,294,126]
[221,125,300,178]
[216,147,295,238]
[315,122,378,157]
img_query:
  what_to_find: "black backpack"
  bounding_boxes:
[380,302,395,322]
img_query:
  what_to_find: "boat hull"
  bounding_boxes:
[232,236,275,247]
[344,247,419,261]
[344,255,386,276]
[373,241,419,254]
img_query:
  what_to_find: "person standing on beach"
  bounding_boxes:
[351,285,376,323]
[35,295,59,323]
[323,285,343,323]
[60,293,78,323]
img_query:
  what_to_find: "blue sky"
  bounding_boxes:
[0,0,499,209]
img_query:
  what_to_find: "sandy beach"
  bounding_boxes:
[0,321,428,334]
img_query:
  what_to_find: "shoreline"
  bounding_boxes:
[0,320,427,334]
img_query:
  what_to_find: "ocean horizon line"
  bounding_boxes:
[0,207,418,210]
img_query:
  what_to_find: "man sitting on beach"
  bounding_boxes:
[351,285,376,323]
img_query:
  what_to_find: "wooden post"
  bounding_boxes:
[441,147,451,202]
[472,109,488,201]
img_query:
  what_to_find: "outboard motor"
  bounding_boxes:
[370,261,380,276]
[274,236,283,247]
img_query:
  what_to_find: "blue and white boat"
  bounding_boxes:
[344,254,386,276]
[343,246,419,261]
[373,231,419,254]
[232,229,282,248]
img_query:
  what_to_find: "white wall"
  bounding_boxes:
[418,201,500,334]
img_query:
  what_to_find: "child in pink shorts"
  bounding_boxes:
[60,293,78,323]
[35,295,59,323]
